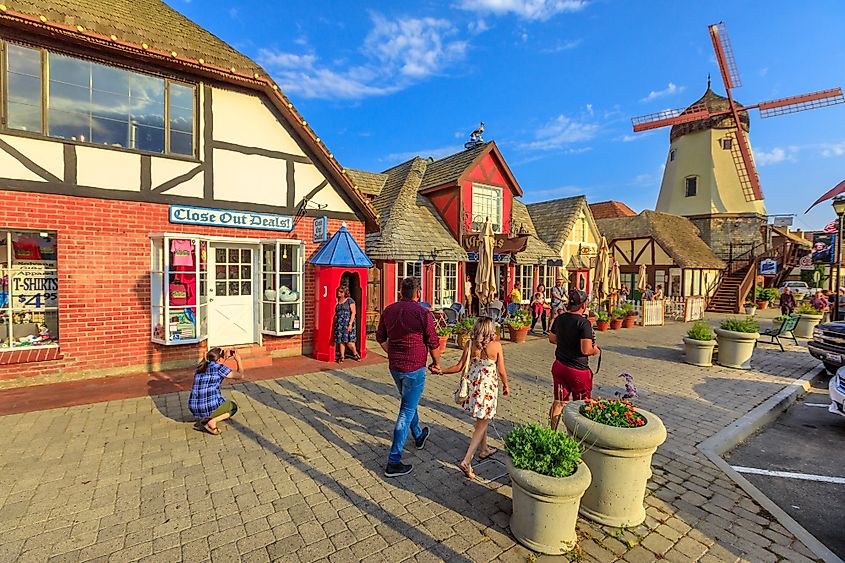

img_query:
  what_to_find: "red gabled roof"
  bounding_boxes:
[589,200,637,220]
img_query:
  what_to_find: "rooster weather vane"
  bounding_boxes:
[465,122,485,149]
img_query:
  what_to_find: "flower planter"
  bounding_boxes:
[755,300,769,310]
[714,328,759,370]
[622,315,637,328]
[563,402,666,527]
[505,457,592,554]
[794,314,823,339]
[436,335,449,353]
[682,337,717,367]
[508,325,530,343]
[744,306,757,316]
[610,318,623,330]
[595,320,609,332]
[456,333,470,349]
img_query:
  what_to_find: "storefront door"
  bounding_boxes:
[209,243,257,346]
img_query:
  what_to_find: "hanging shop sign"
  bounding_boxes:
[759,258,777,276]
[313,216,328,243]
[169,205,294,232]
[812,232,836,264]
[466,252,511,263]
[462,234,528,254]
[799,254,814,271]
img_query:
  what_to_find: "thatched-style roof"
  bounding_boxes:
[344,169,388,197]
[511,200,558,265]
[419,143,490,191]
[526,196,600,253]
[597,211,725,269]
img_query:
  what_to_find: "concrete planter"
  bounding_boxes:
[563,402,667,527]
[744,306,757,316]
[505,457,592,554]
[714,328,759,370]
[794,314,823,339]
[682,337,716,367]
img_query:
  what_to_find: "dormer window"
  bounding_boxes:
[471,184,503,233]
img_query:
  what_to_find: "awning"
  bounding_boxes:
[463,233,529,255]
[772,226,812,248]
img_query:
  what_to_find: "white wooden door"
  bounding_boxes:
[209,244,256,346]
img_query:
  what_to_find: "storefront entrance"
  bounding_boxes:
[208,243,257,346]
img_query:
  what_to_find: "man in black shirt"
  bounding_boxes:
[547,289,601,430]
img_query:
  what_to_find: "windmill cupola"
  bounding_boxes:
[669,87,750,142]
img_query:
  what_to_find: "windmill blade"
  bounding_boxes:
[631,102,711,132]
[727,126,764,202]
[758,88,845,118]
[709,22,742,90]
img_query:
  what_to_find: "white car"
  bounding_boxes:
[831,367,845,418]
[780,281,815,299]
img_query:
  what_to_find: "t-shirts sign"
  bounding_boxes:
[169,205,294,232]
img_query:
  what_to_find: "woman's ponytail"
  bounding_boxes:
[196,347,225,373]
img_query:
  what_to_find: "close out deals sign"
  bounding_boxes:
[169,205,294,232]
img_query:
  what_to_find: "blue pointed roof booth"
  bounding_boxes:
[309,224,373,267]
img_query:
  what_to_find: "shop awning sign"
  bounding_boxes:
[467,252,510,263]
[169,205,294,232]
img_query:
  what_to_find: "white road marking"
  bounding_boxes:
[803,402,831,407]
[731,466,845,485]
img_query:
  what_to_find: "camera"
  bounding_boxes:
[228,349,236,358]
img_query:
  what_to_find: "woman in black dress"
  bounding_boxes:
[333,286,359,362]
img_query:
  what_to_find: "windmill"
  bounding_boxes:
[631,21,844,204]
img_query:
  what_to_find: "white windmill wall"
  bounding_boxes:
[656,128,767,217]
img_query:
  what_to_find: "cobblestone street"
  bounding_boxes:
[0,316,824,562]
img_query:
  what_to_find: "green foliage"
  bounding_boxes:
[744,300,757,308]
[580,399,645,428]
[773,314,789,322]
[622,302,638,316]
[612,307,626,320]
[436,325,453,337]
[720,317,760,333]
[686,321,714,341]
[755,287,779,302]
[455,317,476,335]
[596,311,610,323]
[506,308,532,329]
[796,303,820,315]
[504,423,581,478]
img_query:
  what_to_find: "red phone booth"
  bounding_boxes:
[310,224,373,362]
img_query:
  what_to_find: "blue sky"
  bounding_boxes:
[175,0,845,230]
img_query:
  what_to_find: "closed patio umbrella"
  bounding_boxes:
[637,263,647,292]
[609,260,621,293]
[475,222,497,309]
[593,236,610,304]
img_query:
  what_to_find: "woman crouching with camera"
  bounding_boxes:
[188,347,245,435]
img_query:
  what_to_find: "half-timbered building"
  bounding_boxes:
[0,0,377,382]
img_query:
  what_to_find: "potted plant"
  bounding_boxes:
[587,308,597,327]
[610,308,625,330]
[744,300,757,316]
[435,326,452,353]
[683,321,716,367]
[621,303,638,328]
[755,287,777,310]
[595,311,610,332]
[794,303,824,339]
[507,309,532,343]
[455,317,474,349]
[504,424,591,554]
[563,397,666,527]
[715,317,760,369]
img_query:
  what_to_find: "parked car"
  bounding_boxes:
[831,367,845,418]
[807,321,845,374]
[780,281,814,299]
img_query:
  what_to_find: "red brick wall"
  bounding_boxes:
[0,190,366,380]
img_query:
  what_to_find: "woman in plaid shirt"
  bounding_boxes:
[188,347,245,435]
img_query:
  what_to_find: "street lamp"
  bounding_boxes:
[833,195,845,320]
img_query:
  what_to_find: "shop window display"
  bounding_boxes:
[262,241,304,335]
[0,231,59,350]
[150,236,207,345]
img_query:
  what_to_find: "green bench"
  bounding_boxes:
[758,315,799,351]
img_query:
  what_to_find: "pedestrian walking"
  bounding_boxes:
[188,347,245,435]
[510,281,523,306]
[333,286,360,363]
[550,277,567,322]
[547,289,600,431]
[376,277,441,478]
[440,317,509,480]
[780,286,796,316]
[530,284,548,334]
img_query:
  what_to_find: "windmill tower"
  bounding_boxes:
[631,22,844,256]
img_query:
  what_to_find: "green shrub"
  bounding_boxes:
[622,303,637,316]
[773,314,789,322]
[686,321,714,341]
[436,326,453,337]
[580,398,645,428]
[506,308,531,329]
[720,317,760,333]
[596,311,610,322]
[612,307,626,320]
[504,423,581,478]
[455,317,476,335]
[755,287,780,302]
[796,303,820,315]
[744,300,757,308]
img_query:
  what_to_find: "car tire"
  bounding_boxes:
[823,362,839,375]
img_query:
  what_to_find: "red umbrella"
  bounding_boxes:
[805,179,845,213]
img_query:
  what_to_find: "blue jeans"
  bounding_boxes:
[388,367,426,463]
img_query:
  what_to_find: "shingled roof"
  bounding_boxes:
[596,211,725,269]
[360,158,467,261]
[418,143,490,191]
[511,200,558,265]
[344,169,388,197]
[589,200,637,220]
[526,196,600,253]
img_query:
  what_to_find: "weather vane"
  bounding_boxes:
[465,122,485,149]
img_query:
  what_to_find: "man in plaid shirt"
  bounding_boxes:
[376,277,441,477]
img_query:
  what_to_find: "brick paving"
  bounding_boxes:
[0,314,825,562]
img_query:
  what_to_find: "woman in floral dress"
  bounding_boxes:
[333,286,359,362]
[441,317,509,479]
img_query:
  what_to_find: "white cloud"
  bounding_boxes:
[468,19,490,34]
[629,163,665,187]
[257,15,467,100]
[640,82,685,103]
[820,141,845,158]
[519,113,599,151]
[457,0,588,21]
[540,38,582,53]
[756,146,798,167]
[383,145,468,163]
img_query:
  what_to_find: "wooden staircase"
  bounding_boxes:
[231,344,273,369]
[707,265,750,313]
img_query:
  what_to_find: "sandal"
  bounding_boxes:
[478,447,499,460]
[203,423,221,435]
[350,354,361,362]
[457,461,475,480]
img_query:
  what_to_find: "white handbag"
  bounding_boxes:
[453,343,472,405]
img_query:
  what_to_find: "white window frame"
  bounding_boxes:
[396,261,423,301]
[150,235,206,346]
[432,262,458,309]
[471,183,504,234]
[515,265,533,302]
[261,240,305,336]
[0,230,59,350]
[537,265,555,298]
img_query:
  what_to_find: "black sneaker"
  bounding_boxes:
[415,427,430,449]
[384,462,413,478]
